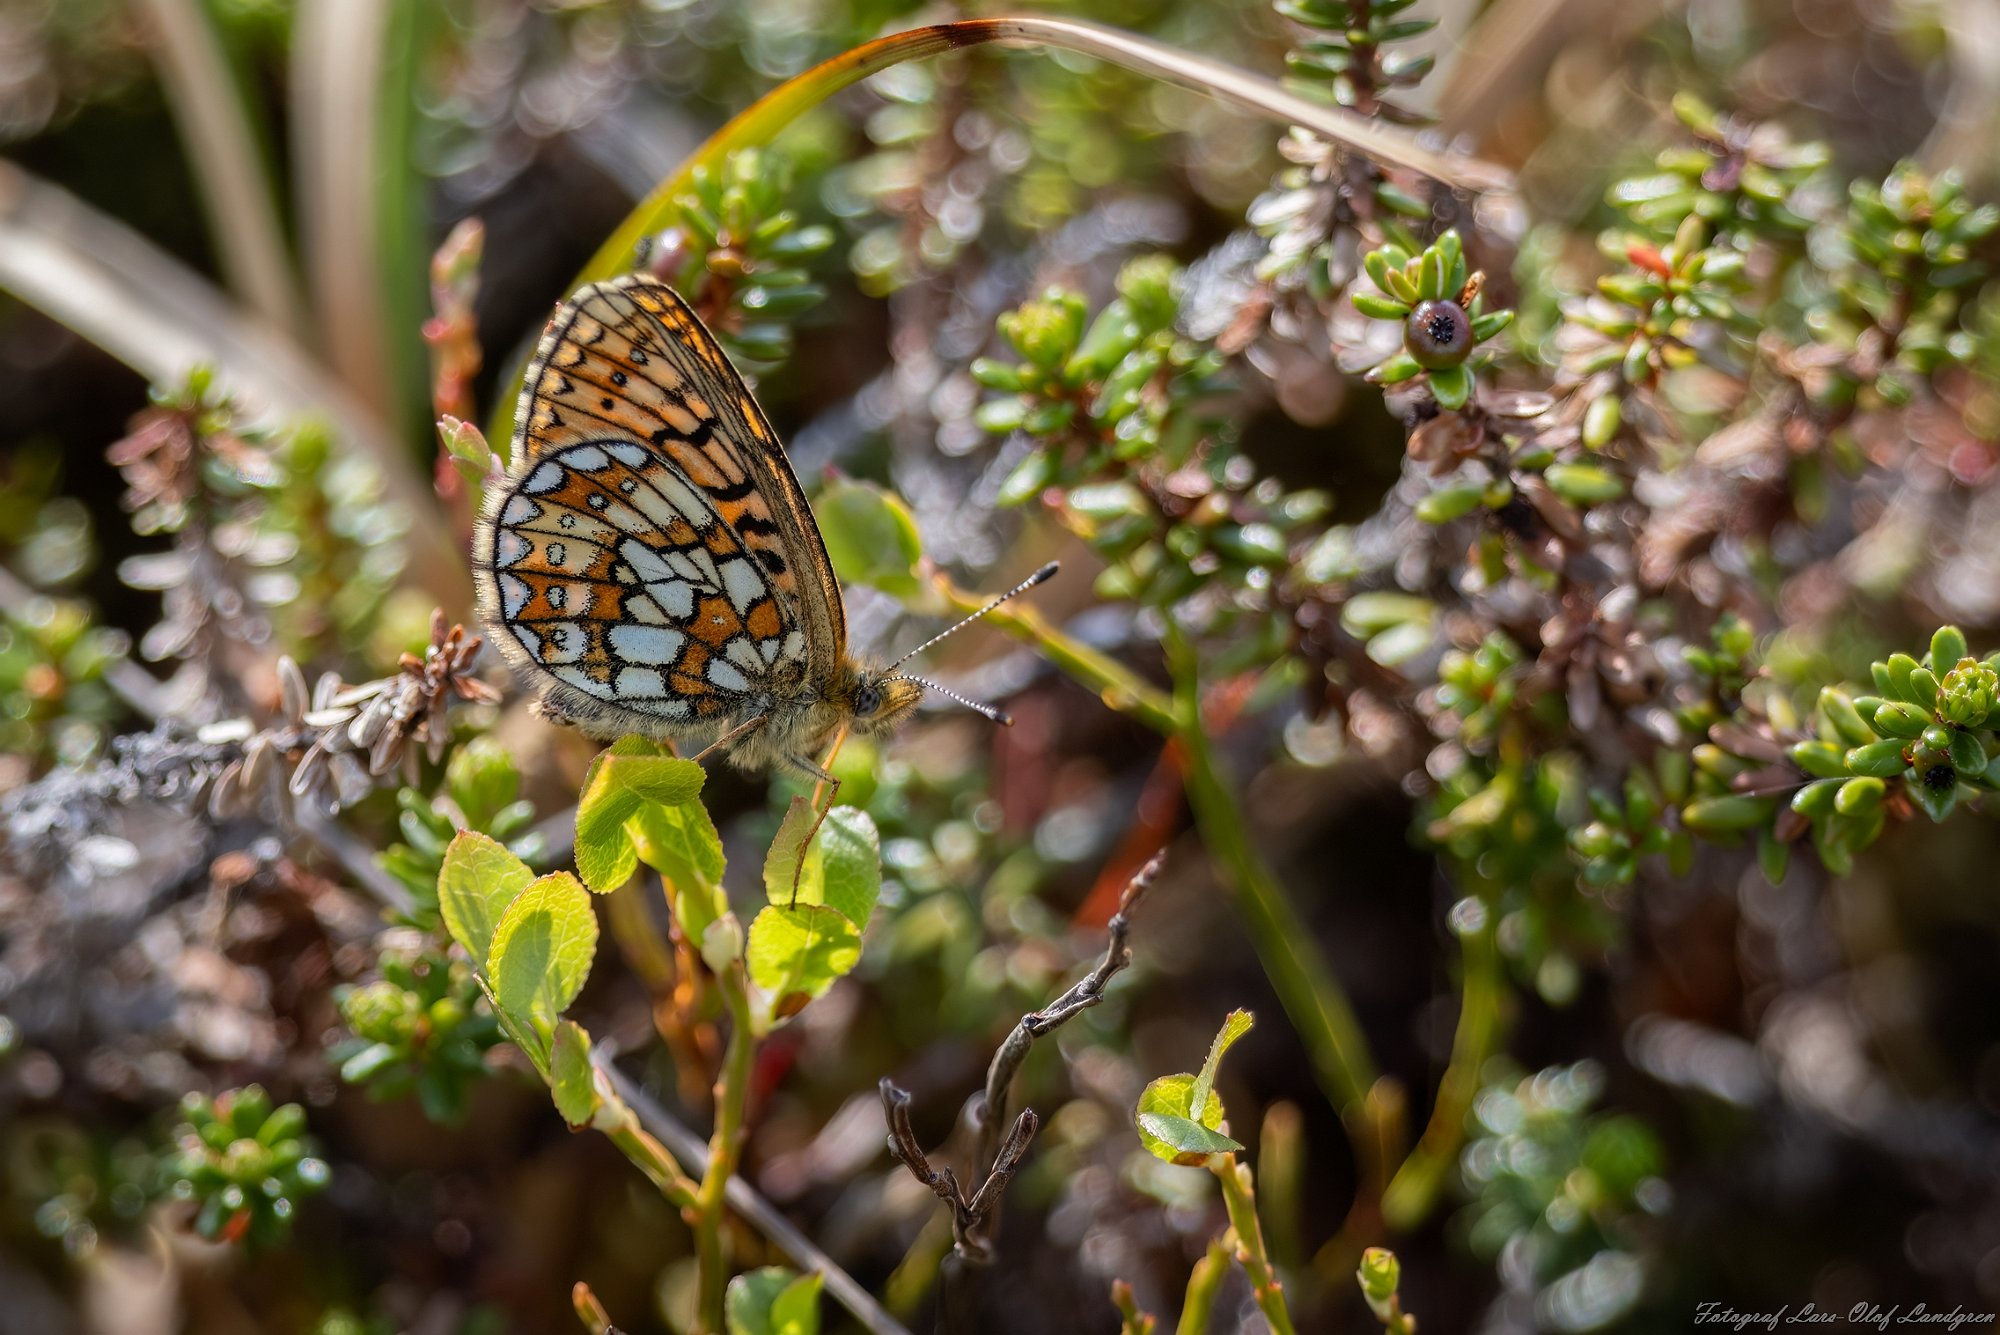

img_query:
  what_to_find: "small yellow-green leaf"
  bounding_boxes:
[490,872,599,1051]
[1134,1073,1231,1166]
[1135,1111,1243,1165]
[439,831,534,973]
[746,905,861,1015]
[815,474,922,598]
[550,1020,599,1127]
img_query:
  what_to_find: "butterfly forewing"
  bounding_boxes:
[512,277,846,664]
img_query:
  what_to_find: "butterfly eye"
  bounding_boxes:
[853,682,882,718]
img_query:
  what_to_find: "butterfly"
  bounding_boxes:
[473,273,1053,788]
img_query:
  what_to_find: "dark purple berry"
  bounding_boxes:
[1405,299,1472,370]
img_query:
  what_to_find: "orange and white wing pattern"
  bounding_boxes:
[483,438,806,724]
[509,275,846,670]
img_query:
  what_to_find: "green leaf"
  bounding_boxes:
[574,743,707,893]
[1543,462,1625,506]
[1427,364,1472,410]
[1415,483,1484,524]
[726,1267,822,1335]
[439,831,534,973]
[490,873,599,1051]
[747,906,861,1017]
[1787,740,1849,779]
[629,799,728,941]
[1680,794,1774,833]
[1188,1009,1253,1125]
[550,1020,599,1127]
[1931,625,1970,669]
[1845,738,1909,777]
[1351,292,1410,320]
[763,796,820,906]
[815,474,923,598]
[815,807,880,928]
[1134,1074,1231,1166]
[1135,1111,1244,1163]
[995,448,1058,506]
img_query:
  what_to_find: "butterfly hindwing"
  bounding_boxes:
[485,438,807,723]
[511,276,847,672]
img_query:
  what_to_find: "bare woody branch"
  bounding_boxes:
[880,849,1163,1263]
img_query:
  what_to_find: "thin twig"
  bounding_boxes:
[978,849,1164,1168]
[881,851,1162,1267]
[880,1079,1038,1265]
[595,1057,915,1335]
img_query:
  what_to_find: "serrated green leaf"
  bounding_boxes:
[746,905,861,1015]
[550,1020,599,1127]
[439,831,534,973]
[815,474,922,597]
[490,872,598,1052]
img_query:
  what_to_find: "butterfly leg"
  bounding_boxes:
[692,714,769,763]
[775,751,842,909]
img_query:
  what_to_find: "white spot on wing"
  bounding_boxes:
[524,461,563,493]
[726,637,764,674]
[652,580,695,619]
[607,624,686,665]
[718,557,768,613]
[565,445,610,470]
[616,667,666,696]
[620,539,675,583]
[499,573,531,617]
[501,494,538,524]
[495,530,530,568]
[706,658,751,693]
[553,665,615,700]
[621,465,710,533]
[607,441,647,467]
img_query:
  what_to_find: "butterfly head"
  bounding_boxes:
[846,671,926,735]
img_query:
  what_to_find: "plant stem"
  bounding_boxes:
[596,1058,913,1335]
[1381,909,1502,1229]
[693,966,758,1334]
[1212,1157,1297,1335]
[1175,1235,1233,1335]
[1164,627,1386,1155]
[602,1113,700,1212]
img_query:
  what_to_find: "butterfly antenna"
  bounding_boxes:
[892,673,1016,726]
[885,561,1059,673]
